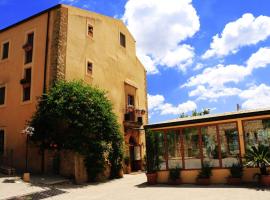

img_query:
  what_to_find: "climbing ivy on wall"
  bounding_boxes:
[30,80,123,181]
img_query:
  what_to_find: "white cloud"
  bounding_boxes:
[123,0,200,74]
[184,47,270,101]
[246,47,270,70]
[202,13,270,59]
[148,94,197,116]
[193,63,204,71]
[137,53,159,75]
[240,84,270,109]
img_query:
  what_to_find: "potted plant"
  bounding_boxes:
[197,162,212,185]
[124,156,131,174]
[145,130,159,184]
[245,145,270,186]
[168,166,182,185]
[227,163,243,185]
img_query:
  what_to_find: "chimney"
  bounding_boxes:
[236,104,241,111]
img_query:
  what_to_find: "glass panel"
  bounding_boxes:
[183,127,201,169]
[154,131,166,170]
[0,87,5,105]
[2,42,9,59]
[201,126,220,167]
[167,130,182,169]
[244,119,270,149]
[23,86,31,101]
[219,123,240,167]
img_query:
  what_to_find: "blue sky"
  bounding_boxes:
[1,0,270,124]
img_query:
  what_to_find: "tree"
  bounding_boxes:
[179,109,210,118]
[30,80,123,180]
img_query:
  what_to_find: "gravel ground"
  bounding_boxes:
[1,173,270,200]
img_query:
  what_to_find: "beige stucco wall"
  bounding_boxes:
[63,5,147,155]
[0,12,49,170]
[0,5,147,172]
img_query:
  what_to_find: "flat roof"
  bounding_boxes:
[144,108,270,129]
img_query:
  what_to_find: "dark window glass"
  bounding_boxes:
[183,127,201,169]
[167,130,183,169]
[2,42,9,59]
[0,130,4,155]
[25,68,32,83]
[23,86,31,101]
[87,62,93,74]
[25,50,33,64]
[201,126,220,167]
[219,123,240,167]
[88,25,93,37]
[0,87,5,105]
[24,33,34,64]
[120,32,126,47]
[27,33,34,46]
[128,95,134,106]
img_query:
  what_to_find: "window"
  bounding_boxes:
[24,32,34,64]
[87,61,93,75]
[120,32,126,47]
[244,119,270,149]
[0,86,5,105]
[0,130,4,155]
[219,123,240,167]
[155,131,166,170]
[183,128,201,169]
[127,95,134,106]
[167,130,183,169]
[87,25,93,37]
[201,126,220,167]
[22,68,31,102]
[2,42,9,60]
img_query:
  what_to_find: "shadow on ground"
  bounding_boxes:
[135,182,270,191]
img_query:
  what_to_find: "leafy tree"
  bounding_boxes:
[179,109,210,118]
[30,80,123,180]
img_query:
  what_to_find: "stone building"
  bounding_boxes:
[0,4,147,177]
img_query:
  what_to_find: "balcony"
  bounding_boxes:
[124,106,145,130]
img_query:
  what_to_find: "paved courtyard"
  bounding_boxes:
[1,173,270,200]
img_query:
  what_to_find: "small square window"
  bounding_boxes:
[87,61,93,75]
[120,32,126,47]
[0,86,5,105]
[2,42,9,60]
[88,25,93,37]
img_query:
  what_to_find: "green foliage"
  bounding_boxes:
[169,166,181,181]
[198,162,212,179]
[124,156,130,166]
[30,80,123,181]
[179,109,210,118]
[145,129,161,173]
[245,145,270,175]
[230,163,243,178]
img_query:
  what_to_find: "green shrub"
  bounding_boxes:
[230,163,243,178]
[169,166,181,181]
[30,80,123,181]
[198,162,212,179]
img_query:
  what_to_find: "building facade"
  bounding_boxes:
[144,109,270,183]
[0,4,147,174]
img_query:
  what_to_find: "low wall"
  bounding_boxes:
[157,167,264,184]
